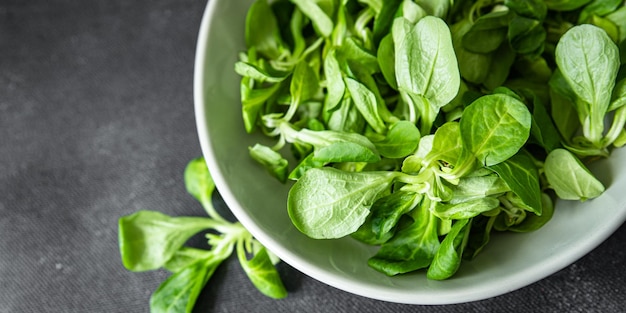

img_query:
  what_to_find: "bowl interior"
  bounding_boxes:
[194,0,626,304]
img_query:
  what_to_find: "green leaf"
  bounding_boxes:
[578,0,623,24]
[544,0,593,11]
[526,91,562,152]
[433,198,500,220]
[377,34,398,89]
[249,144,289,183]
[373,0,403,45]
[549,70,581,141]
[555,24,620,144]
[426,218,471,280]
[508,16,546,55]
[118,211,216,272]
[290,0,334,37]
[505,0,547,20]
[163,247,213,273]
[395,16,460,109]
[423,121,465,167]
[463,215,497,260]
[488,152,543,215]
[339,37,380,75]
[313,141,380,163]
[544,149,605,201]
[460,94,532,166]
[370,191,420,239]
[241,81,283,133]
[462,10,513,54]
[237,242,287,299]
[150,257,223,313]
[372,121,420,159]
[288,167,399,239]
[368,200,441,276]
[245,0,284,59]
[344,77,387,134]
[234,62,289,83]
[508,193,554,232]
[290,61,320,106]
[184,157,215,214]
[605,6,626,42]
[323,49,345,112]
[448,175,510,204]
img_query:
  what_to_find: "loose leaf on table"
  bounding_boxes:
[150,257,224,313]
[237,241,288,299]
[184,157,225,220]
[118,211,217,272]
[288,167,399,239]
[544,148,605,201]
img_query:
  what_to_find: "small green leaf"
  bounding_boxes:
[290,0,334,37]
[488,152,543,215]
[237,242,287,299]
[368,200,441,276]
[235,62,289,83]
[344,77,387,134]
[249,144,289,183]
[288,167,399,239]
[313,141,381,163]
[118,211,216,272]
[372,121,420,159]
[544,149,605,201]
[433,198,500,220]
[462,10,513,54]
[426,218,471,280]
[460,94,532,167]
[150,257,223,313]
[245,0,284,59]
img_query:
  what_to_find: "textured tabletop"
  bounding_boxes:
[1,0,625,312]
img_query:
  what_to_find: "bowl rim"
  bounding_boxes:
[192,0,626,305]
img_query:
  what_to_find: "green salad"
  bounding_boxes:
[237,0,626,280]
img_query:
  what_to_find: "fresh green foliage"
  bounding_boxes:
[119,158,287,312]
[237,0,624,281]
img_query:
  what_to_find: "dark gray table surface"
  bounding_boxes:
[1,0,625,312]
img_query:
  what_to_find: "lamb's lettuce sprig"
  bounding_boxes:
[118,158,287,313]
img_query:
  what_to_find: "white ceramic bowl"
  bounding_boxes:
[193,0,626,304]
